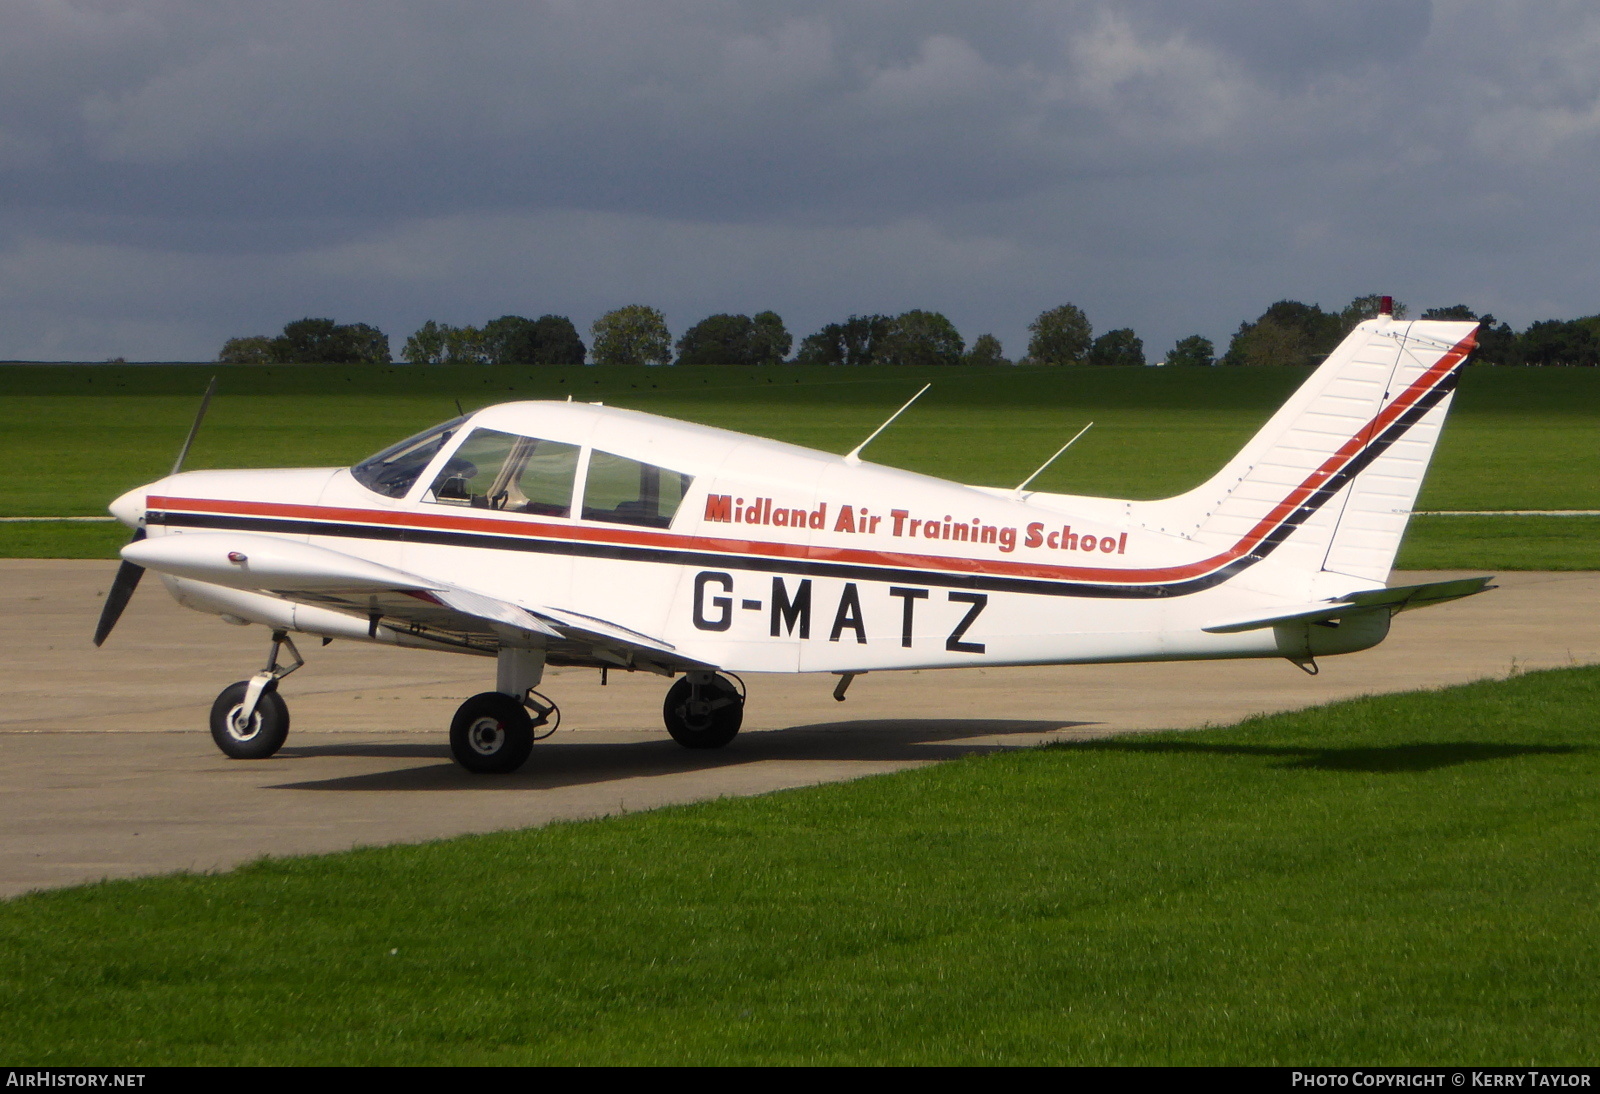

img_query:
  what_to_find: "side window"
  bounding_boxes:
[516,439,582,516]
[581,450,693,529]
[426,428,579,516]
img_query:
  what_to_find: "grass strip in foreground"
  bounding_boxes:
[1,666,1597,1064]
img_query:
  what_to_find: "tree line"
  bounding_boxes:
[218,297,1600,368]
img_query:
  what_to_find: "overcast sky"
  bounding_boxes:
[3,0,1598,361]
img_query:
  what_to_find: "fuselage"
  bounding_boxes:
[110,400,1392,674]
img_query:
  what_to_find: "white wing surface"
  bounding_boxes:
[123,532,703,674]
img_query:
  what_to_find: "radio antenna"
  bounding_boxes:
[844,383,931,464]
[1013,422,1093,496]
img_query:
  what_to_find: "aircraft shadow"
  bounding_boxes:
[267,717,1094,792]
[1050,739,1588,774]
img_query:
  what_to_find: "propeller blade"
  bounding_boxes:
[93,529,147,647]
[97,377,215,646]
[171,376,218,476]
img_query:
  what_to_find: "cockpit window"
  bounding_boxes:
[581,450,693,529]
[426,428,580,516]
[351,416,467,499]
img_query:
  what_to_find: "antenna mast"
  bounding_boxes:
[844,383,931,464]
[1013,422,1093,496]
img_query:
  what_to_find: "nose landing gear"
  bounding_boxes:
[209,629,302,759]
[663,671,744,749]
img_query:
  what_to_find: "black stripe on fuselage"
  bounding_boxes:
[150,370,1457,602]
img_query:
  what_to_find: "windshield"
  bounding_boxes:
[350,416,468,499]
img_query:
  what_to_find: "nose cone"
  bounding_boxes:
[108,486,147,529]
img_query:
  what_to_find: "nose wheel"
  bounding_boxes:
[208,630,302,759]
[210,680,290,759]
[663,672,744,749]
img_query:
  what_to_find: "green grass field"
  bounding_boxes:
[1,665,1595,1065]
[3,362,1598,567]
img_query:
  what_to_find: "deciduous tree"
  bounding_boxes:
[336,323,391,365]
[1088,327,1145,367]
[481,315,539,366]
[963,333,1010,366]
[879,309,964,367]
[402,320,446,365]
[677,313,758,366]
[478,314,587,366]
[1520,319,1600,367]
[591,305,671,367]
[1222,301,1341,366]
[442,324,487,366]
[218,335,274,364]
[1166,334,1215,367]
[266,317,391,364]
[528,314,586,366]
[751,311,792,365]
[1026,304,1092,365]
[795,314,892,366]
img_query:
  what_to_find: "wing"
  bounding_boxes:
[123,532,707,675]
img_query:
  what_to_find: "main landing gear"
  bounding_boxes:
[204,636,745,769]
[209,629,302,759]
[449,689,558,774]
[663,671,744,749]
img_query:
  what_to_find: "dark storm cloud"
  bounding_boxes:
[2,1,1599,359]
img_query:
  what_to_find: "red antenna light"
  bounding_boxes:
[1380,295,1393,316]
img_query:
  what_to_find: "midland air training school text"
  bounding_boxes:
[703,496,1128,557]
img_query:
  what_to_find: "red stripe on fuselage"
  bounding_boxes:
[149,330,1473,588]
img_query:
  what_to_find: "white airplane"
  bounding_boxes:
[96,308,1490,773]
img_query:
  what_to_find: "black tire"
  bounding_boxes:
[209,680,290,760]
[450,692,534,774]
[663,674,743,749]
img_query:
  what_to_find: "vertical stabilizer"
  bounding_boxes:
[1153,318,1476,586]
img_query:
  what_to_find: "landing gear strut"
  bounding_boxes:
[663,672,744,749]
[209,629,302,759]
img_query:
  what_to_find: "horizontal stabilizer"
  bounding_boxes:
[1336,575,1497,613]
[1203,576,1495,634]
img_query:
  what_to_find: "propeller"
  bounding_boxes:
[93,528,147,647]
[93,377,216,647]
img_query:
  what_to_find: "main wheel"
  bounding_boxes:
[663,674,743,749]
[450,692,534,774]
[209,680,290,759]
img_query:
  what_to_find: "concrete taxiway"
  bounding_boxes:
[2,560,1596,898]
